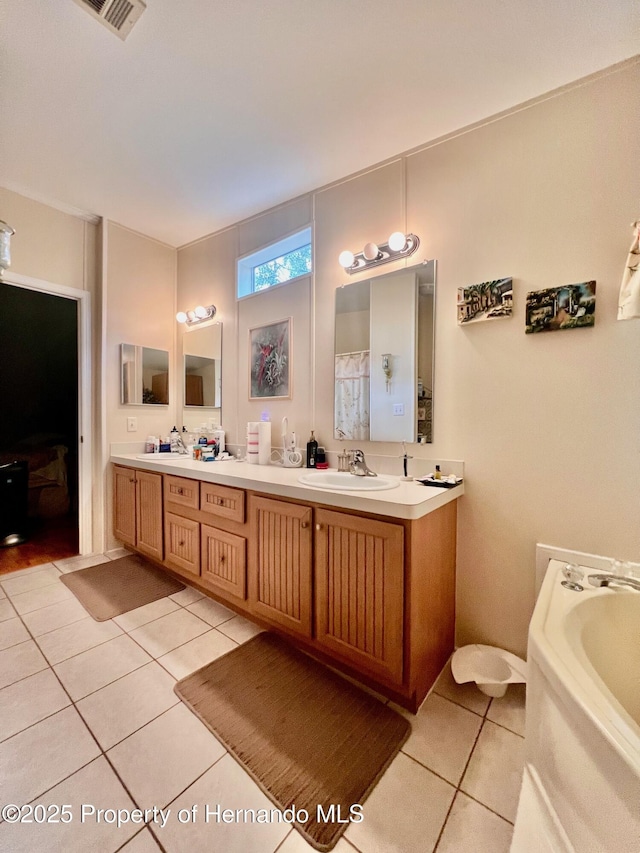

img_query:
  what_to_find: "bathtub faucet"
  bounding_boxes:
[588,573,640,592]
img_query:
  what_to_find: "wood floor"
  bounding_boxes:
[0,515,78,574]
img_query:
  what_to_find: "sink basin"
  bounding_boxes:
[297,471,399,491]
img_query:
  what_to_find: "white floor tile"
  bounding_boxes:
[0,562,57,580]
[0,598,16,622]
[0,639,48,689]
[186,596,235,627]
[169,585,205,606]
[0,617,30,651]
[433,659,491,716]
[129,609,210,658]
[460,720,525,822]
[158,628,237,680]
[345,752,455,853]
[0,706,100,805]
[107,703,226,811]
[486,684,526,737]
[21,596,90,637]
[114,596,180,632]
[216,614,263,644]
[119,828,163,851]
[36,616,123,665]
[77,661,179,750]
[54,553,112,573]
[0,757,138,852]
[0,669,71,742]
[10,582,74,615]
[1,565,61,596]
[54,634,152,700]
[158,753,290,853]
[0,587,6,599]
[436,791,513,853]
[399,693,483,785]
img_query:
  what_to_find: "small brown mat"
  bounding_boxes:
[174,632,410,851]
[60,554,185,621]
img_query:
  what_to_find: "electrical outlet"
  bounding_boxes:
[127,417,137,432]
[393,403,404,416]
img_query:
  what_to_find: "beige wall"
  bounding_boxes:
[104,221,177,549]
[177,60,640,656]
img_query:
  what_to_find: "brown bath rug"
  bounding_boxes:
[60,553,185,621]
[174,631,410,851]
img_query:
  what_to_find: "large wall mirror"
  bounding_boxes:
[334,260,435,443]
[121,344,169,405]
[182,321,222,423]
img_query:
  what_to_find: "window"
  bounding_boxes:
[237,227,312,299]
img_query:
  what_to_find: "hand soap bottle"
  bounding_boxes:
[306,431,318,468]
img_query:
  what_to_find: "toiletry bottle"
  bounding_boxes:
[434,464,442,480]
[306,431,318,468]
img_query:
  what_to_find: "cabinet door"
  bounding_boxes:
[315,509,404,684]
[135,470,164,562]
[113,465,136,547]
[164,511,200,577]
[248,495,312,636]
[201,523,246,600]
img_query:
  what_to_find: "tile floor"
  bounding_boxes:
[0,551,525,852]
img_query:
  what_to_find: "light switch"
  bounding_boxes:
[127,417,137,432]
[393,403,404,416]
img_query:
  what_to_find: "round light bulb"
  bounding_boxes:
[388,231,407,252]
[176,311,188,324]
[338,250,355,268]
[186,310,196,322]
[362,242,379,261]
[194,305,209,319]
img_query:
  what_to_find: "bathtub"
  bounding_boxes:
[511,557,640,853]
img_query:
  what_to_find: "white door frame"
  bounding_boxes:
[2,272,93,554]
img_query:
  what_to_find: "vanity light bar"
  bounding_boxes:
[338,232,420,275]
[176,304,217,326]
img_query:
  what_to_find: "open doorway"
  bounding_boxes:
[0,282,79,571]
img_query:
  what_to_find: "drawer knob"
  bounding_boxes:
[316,523,323,531]
[177,488,183,495]
[179,540,185,547]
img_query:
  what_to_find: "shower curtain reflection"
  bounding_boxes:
[334,351,370,440]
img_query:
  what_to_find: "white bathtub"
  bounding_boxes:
[511,557,640,853]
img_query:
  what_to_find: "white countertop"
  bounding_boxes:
[110,453,464,520]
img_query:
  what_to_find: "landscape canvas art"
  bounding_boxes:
[525,281,596,334]
[249,318,291,399]
[457,278,513,324]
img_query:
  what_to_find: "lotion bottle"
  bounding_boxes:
[306,431,318,468]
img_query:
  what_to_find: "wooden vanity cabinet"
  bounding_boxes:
[314,508,405,685]
[113,465,163,562]
[247,495,313,637]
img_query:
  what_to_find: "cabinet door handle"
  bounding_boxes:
[316,523,323,531]
[177,488,183,495]
[300,521,308,529]
[129,477,136,483]
[179,540,185,547]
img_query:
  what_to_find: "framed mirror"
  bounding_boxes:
[120,344,169,405]
[182,321,222,421]
[334,260,435,443]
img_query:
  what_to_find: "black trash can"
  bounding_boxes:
[0,460,29,547]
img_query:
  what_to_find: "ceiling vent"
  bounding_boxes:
[72,0,146,41]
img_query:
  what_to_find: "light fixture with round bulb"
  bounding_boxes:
[338,250,355,268]
[362,242,379,261]
[176,311,188,324]
[194,305,209,319]
[388,231,407,252]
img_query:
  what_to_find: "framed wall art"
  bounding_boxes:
[525,281,596,333]
[457,277,513,324]
[249,318,291,399]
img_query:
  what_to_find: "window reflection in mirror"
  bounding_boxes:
[182,322,222,420]
[334,261,435,443]
[121,344,169,405]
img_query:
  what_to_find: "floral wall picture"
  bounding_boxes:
[249,318,291,399]
[457,278,513,324]
[525,281,596,334]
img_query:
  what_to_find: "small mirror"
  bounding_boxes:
[121,344,169,405]
[334,260,435,443]
[182,322,222,420]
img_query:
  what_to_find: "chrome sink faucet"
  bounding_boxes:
[588,573,640,592]
[173,433,190,455]
[349,449,377,477]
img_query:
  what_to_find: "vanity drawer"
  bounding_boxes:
[201,482,245,524]
[165,475,200,509]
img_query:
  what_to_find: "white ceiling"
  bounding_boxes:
[1,1,638,247]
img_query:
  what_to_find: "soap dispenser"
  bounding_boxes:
[306,431,318,468]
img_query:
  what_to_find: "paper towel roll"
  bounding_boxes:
[247,421,271,465]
